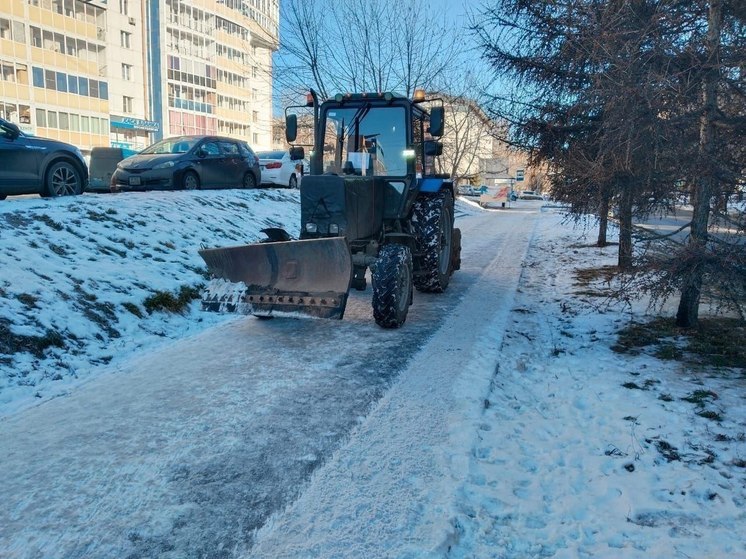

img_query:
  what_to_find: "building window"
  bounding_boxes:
[30,26,41,47]
[120,31,131,48]
[0,62,14,82]
[0,18,25,43]
[119,0,128,15]
[32,66,43,87]
[44,69,55,89]
[121,63,132,81]
[123,96,133,113]
[36,108,46,127]
[56,72,67,92]
[252,111,258,123]
[252,132,258,144]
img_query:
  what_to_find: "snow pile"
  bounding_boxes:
[0,190,301,416]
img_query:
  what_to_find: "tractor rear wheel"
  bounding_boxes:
[371,244,412,328]
[412,189,454,292]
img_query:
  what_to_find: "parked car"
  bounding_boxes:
[458,184,488,197]
[256,149,306,188]
[519,190,544,200]
[0,117,88,199]
[110,135,260,192]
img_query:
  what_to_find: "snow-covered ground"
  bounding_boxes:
[1,192,744,558]
[0,189,300,417]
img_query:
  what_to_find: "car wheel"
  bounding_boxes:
[288,174,298,189]
[243,172,257,189]
[182,171,200,190]
[44,161,83,197]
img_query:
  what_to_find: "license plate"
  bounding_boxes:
[129,176,141,186]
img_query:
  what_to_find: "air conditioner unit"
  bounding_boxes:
[128,17,136,25]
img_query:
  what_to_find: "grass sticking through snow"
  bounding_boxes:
[613,317,746,370]
[143,285,203,314]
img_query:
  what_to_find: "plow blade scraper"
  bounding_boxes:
[198,237,353,319]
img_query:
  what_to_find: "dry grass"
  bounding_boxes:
[613,317,746,370]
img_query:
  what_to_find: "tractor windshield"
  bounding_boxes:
[321,105,408,177]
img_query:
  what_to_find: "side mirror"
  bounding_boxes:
[286,114,298,143]
[289,146,305,160]
[429,106,444,138]
[424,140,443,156]
[196,148,207,158]
[2,120,21,140]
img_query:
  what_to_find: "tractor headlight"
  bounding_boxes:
[305,223,318,233]
[328,223,339,235]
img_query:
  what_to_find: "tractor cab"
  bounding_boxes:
[286,91,445,244]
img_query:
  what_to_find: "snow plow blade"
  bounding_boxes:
[198,237,353,319]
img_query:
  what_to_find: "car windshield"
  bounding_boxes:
[321,105,407,177]
[140,137,199,155]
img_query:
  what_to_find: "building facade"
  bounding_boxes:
[0,0,278,155]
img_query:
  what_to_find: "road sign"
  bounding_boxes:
[516,169,524,182]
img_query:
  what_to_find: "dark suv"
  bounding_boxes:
[0,117,88,200]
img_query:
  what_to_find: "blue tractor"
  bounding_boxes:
[199,89,461,328]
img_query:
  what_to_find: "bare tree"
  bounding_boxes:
[275,0,462,101]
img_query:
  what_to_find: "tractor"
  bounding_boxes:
[199,89,461,328]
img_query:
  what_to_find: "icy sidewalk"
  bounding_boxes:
[248,211,538,558]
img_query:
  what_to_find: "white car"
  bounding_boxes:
[519,190,544,200]
[256,150,304,188]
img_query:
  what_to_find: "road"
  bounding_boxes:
[0,202,542,559]
[634,206,743,243]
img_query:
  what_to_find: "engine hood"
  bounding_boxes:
[120,153,182,170]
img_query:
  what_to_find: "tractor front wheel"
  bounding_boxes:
[371,244,412,328]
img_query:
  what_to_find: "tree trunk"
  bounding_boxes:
[676,0,721,328]
[618,179,633,270]
[597,186,611,247]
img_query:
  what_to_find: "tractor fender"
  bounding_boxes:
[417,177,454,197]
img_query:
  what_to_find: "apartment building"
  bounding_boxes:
[0,0,278,154]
